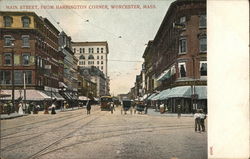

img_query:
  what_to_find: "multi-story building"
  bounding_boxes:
[58,31,78,106]
[0,11,65,110]
[143,0,207,113]
[78,66,106,97]
[72,41,109,77]
[72,41,110,95]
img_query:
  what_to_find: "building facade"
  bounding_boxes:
[58,31,78,106]
[0,11,65,110]
[142,0,207,113]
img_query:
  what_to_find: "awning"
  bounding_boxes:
[156,69,170,81]
[167,86,192,98]
[147,93,158,100]
[0,90,50,101]
[158,89,172,100]
[40,91,65,101]
[194,86,207,99]
[78,96,89,101]
[59,82,68,88]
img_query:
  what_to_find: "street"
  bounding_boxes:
[0,106,207,159]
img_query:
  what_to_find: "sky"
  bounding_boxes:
[0,0,173,95]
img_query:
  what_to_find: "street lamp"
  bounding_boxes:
[10,37,15,113]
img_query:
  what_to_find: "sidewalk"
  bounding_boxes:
[0,112,28,120]
[147,108,194,117]
[0,106,89,120]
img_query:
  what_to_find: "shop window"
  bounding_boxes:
[4,16,13,27]
[200,61,207,76]
[22,16,30,28]
[0,70,11,84]
[199,36,207,52]
[179,38,187,53]
[22,35,30,47]
[199,15,206,28]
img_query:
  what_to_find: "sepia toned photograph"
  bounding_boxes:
[0,0,249,159]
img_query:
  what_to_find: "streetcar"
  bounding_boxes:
[121,99,132,114]
[100,96,113,111]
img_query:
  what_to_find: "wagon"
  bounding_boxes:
[121,99,132,114]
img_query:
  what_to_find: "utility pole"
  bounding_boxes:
[11,39,15,113]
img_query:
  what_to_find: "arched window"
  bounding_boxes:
[22,16,31,28]
[4,16,13,27]
[79,55,85,60]
[88,55,94,60]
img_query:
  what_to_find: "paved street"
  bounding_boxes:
[0,106,207,159]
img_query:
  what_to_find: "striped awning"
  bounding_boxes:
[0,90,50,101]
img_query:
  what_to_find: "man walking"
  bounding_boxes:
[194,110,201,132]
[200,109,206,132]
[86,100,91,115]
[177,105,181,118]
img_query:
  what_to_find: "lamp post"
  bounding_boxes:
[10,38,15,113]
[23,71,27,113]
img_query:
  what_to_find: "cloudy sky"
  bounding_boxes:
[0,0,173,95]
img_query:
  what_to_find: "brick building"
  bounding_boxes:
[0,11,65,110]
[143,0,207,113]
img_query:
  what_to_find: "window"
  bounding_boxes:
[178,62,186,78]
[199,36,207,52]
[82,48,85,53]
[101,66,103,70]
[97,48,99,53]
[88,48,91,53]
[4,16,13,27]
[101,61,103,64]
[80,48,82,53]
[79,55,85,60]
[199,15,206,28]
[97,56,99,59]
[101,48,104,53]
[73,48,76,53]
[4,36,13,47]
[88,55,94,60]
[4,53,12,65]
[0,70,11,84]
[101,56,103,59]
[22,16,30,28]
[22,53,30,65]
[180,16,186,24]
[200,61,207,76]
[22,35,30,47]
[179,38,187,53]
[97,61,99,64]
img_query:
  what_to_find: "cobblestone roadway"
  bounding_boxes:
[0,106,207,159]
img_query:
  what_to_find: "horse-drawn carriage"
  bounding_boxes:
[121,99,132,114]
[135,101,145,114]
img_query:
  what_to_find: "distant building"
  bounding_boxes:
[72,41,109,77]
[78,66,106,97]
[0,11,65,109]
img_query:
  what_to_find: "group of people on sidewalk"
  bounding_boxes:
[194,109,206,132]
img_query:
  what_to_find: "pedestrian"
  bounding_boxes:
[86,100,91,115]
[177,105,181,118]
[7,102,12,115]
[144,103,148,114]
[110,102,114,114]
[194,109,201,132]
[51,103,56,114]
[200,109,206,132]
[18,102,24,115]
